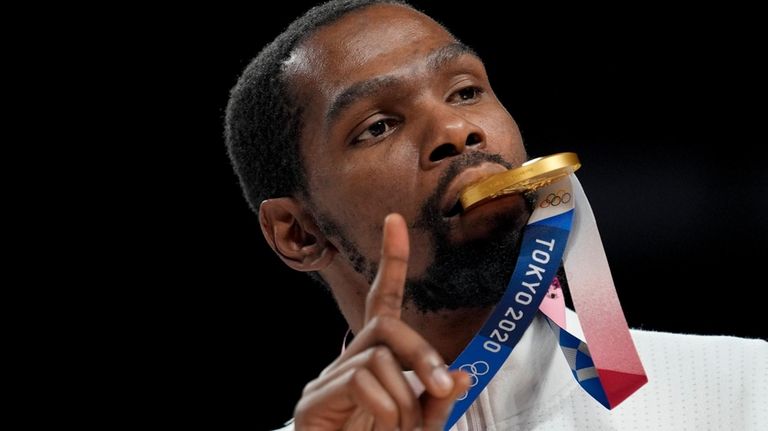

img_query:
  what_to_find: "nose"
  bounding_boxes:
[419,106,486,169]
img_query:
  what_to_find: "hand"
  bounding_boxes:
[293,214,470,431]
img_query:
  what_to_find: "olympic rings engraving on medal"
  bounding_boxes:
[456,361,490,400]
[539,189,571,208]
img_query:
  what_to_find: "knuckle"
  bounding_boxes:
[320,360,338,375]
[371,315,399,337]
[378,400,399,424]
[382,291,404,309]
[416,344,440,366]
[399,392,418,415]
[368,345,394,364]
[301,377,320,396]
[349,368,368,389]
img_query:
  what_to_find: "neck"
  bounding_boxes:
[402,305,495,363]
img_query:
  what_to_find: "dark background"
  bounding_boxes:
[128,2,765,429]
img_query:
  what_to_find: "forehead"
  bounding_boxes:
[284,4,458,114]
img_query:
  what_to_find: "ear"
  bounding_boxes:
[258,198,337,272]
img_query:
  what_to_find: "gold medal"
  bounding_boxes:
[459,152,581,211]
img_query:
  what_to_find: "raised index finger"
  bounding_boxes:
[364,213,410,323]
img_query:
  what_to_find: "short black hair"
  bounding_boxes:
[225,0,409,215]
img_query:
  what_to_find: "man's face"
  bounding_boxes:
[286,4,530,309]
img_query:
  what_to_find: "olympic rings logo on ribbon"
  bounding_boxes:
[456,361,490,400]
[539,190,571,208]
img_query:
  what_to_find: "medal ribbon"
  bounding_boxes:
[445,175,647,430]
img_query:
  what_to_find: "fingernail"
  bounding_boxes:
[432,366,453,392]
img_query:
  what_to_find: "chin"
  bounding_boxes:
[403,194,533,313]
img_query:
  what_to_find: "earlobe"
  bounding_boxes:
[259,198,336,272]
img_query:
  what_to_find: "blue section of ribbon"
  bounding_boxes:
[445,210,573,429]
[532,208,573,231]
[549,319,611,409]
[579,378,610,409]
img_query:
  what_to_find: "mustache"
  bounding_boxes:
[413,152,513,228]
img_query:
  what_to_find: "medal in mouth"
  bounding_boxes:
[459,152,581,212]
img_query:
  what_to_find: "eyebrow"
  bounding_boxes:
[325,42,480,126]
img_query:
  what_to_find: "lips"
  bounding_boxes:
[439,163,509,218]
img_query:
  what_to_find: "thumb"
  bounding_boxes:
[421,370,471,431]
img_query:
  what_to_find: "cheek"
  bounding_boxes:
[308,142,424,257]
[480,105,526,162]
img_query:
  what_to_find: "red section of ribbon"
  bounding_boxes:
[597,368,649,408]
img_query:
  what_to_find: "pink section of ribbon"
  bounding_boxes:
[539,277,566,329]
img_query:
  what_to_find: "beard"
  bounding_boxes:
[313,152,534,313]
[404,152,533,312]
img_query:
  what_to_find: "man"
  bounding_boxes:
[225,1,767,429]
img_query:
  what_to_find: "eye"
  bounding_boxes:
[449,86,484,104]
[354,118,399,144]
